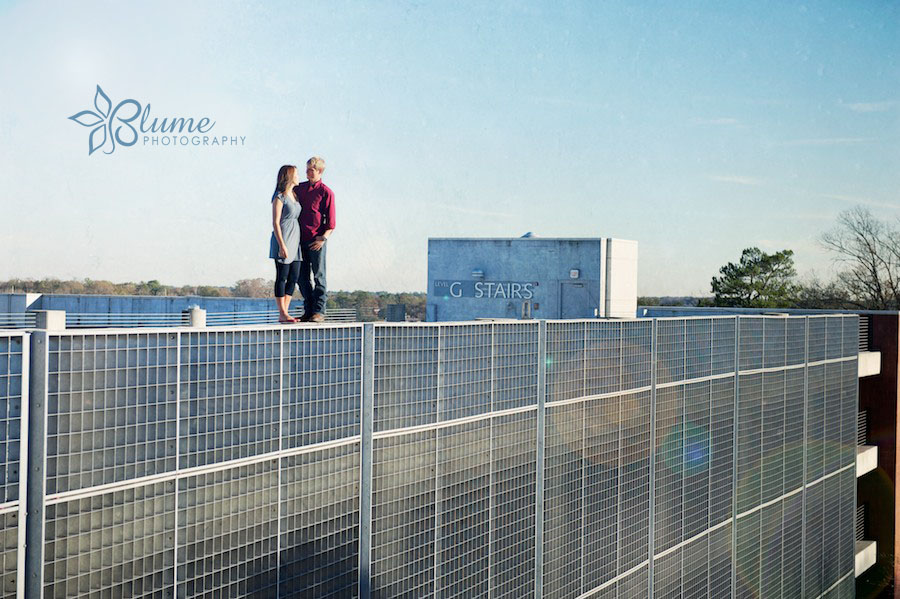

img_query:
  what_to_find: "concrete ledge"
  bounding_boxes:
[857,445,878,477]
[858,351,881,378]
[856,540,877,577]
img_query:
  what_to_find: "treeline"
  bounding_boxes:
[0,278,428,321]
[702,207,899,311]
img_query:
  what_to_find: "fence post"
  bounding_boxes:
[535,319,546,598]
[189,307,206,328]
[648,318,658,598]
[732,316,741,598]
[17,334,30,599]
[359,323,375,598]
[24,330,48,599]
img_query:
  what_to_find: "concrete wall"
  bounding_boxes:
[0,294,40,312]
[426,237,637,322]
[857,314,900,599]
[0,293,277,314]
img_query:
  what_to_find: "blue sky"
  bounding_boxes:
[0,0,897,294]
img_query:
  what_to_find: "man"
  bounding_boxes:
[294,156,335,322]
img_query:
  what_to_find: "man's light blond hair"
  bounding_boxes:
[307,156,326,173]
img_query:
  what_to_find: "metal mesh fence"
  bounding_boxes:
[19,315,860,598]
[0,332,25,599]
[278,444,360,599]
[177,460,279,598]
[281,326,362,448]
[43,480,176,599]
[0,334,24,503]
[179,330,280,468]
[46,332,178,494]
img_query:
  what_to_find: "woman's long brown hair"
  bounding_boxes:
[275,165,297,194]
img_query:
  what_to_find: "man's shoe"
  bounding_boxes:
[309,313,325,323]
[299,313,312,322]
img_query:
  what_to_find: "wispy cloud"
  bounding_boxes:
[431,202,517,218]
[843,101,897,113]
[689,117,739,126]
[708,175,762,186]
[818,193,900,211]
[777,137,874,147]
[530,95,609,110]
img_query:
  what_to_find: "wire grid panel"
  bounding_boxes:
[824,575,855,599]
[490,322,539,412]
[582,394,619,590]
[0,511,16,599]
[179,330,280,468]
[373,326,437,432]
[825,316,844,361]
[759,499,784,599]
[279,443,360,599]
[711,318,736,376]
[683,381,711,541]
[736,373,762,514]
[806,364,826,482]
[438,325,491,422]
[655,319,685,385]
[804,481,825,599]
[709,377,735,525]
[281,326,362,449]
[618,564,649,599]
[617,390,650,574]
[652,545,681,599]
[842,315,859,358]
[840,469,855,576]
[763,318,786,369]
[436,420,490,598]
[545,322,585,403]
[841,360,858,469]
[490,410,536,599]
[782,491,804,597]
[621,320,652,391]
[684,318,712,381]
[822,474,843,588]
[708,522,733,598]
[784,368,805,492]
[177,460,279,599]
[371,430,436,598]
[786,317,807,366]
[824,363,843,475]
[542,401,583,599]
[43,480,176,599]
[46,333,178,494]
[0,333,23,503]
[682,533,709,599]
[734,510,761,599]
[808,317,827,363]
[589,582,616,599]
[584,321,621,397]
[654,384,683,553]
[738,317,764,372]
[760,371,785,504]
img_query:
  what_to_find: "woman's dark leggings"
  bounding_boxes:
[274,260,301,297]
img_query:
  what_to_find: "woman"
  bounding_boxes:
[269,164,302,323]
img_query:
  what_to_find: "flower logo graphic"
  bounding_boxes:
[68,85,141,155]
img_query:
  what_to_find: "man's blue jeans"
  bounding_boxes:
[299,241,327,315]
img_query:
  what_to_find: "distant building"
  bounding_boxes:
[426,237,638,321]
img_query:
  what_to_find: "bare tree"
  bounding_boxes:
[820,206,900,310]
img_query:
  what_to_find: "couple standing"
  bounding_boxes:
[269,157,335,323]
